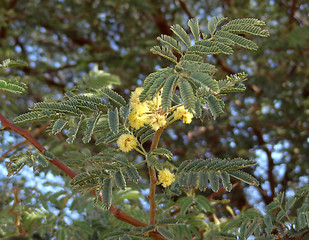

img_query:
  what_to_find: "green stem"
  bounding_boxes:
[148,127,164,225]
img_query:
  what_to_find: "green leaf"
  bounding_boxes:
[244,219,259,239]
[208,171,220,192]
[14,110,59,124]
[264,214,273,234]
[157,227,174,240]
[208,16,228,35]
[180,196,194,216]
[221,24,269,37]
[150,148,173,160]
[188,72,219,93]
[151,46,178,63]
[51,119,68,134]
[178,78,195,112]
[188,18,200,42]
[102,178,112,209]
[215,31,258,50]
[101,87,126,106]
[67,115,84,144]
[198,171,208,191]
[0,78,27,94]
[196,195,213,213]
[228,170,259,186]
[161,75,178,112]
[83,112,101,143]
[196,40,233,55]
[140,129,155,144]
[108,108,119,133]
[205,95,224,119]
[114,171,126,190]
[33,102,82,115]
[220,172,232,192]
[157,34,183,54]
[171,24,191,47]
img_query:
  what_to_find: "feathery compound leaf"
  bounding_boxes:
[100,88,126,106]
[226,18,266,26]
[0,59,28,69]
[196,195,214,213]
[198,171,209,191]
[157,227,174,240]
[196,40,234,55]
[51,119,68,134]
[205,95,224,119]
[208,16,228,35]
[161,75,178,112]
[66,115,84,144]
[0,78,27,94]
[140,129,155,144]
[215,31,258,50]
[151,46,178,63]
[33,102,82,115]
[208,171,220,192]
[69,94,105,106]
[157,34,183,54]
[188,18,200,42]
[187,45,222,55]
[180,196,194,216]
[83,112,101,143]
[140,67,173,102]
[102,178,112,209]
[222,24,269,37]
[95,130,125,145]
[187,171,197,188]
[228,170,259,186]
[178,78,195,112]
[108,108,119,133]
[170,24,191,47]
[179,61,217,74]
[125,165,139,183]
[180,54,203,63]
[220,172,232,192]
[150,148,173,160]
[188,72,219,93]
[114,171,126,190]
[14,110,59,124]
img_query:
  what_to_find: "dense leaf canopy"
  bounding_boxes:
[0,0,308,239]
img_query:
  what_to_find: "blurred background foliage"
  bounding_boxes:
[0,0,308,239]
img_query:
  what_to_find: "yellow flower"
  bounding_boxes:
[131,87,144,104]
[117,134,137,152]
[173,106,194,124]
[128,110,149,129]
[150,113,166,131]
[158,169,175,188]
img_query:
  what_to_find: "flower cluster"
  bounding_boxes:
[128,88,167,131]
[173,106,194,124]
[158,169,175,188]
[117,134,137,152]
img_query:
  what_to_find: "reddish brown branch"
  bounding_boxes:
[148,127,165,226]
[0,114,165,240]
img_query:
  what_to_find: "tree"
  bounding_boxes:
[1,1,308,239]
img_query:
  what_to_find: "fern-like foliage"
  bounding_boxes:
[167,158,258,195]
[0,59,28,94]
[145,17,268,118]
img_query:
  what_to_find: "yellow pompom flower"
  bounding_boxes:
[150,113,166,131]
[158,169,175,188]
[173,106,194,124]
[117,134,137,152]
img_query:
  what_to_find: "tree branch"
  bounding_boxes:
[0,114,166,240]
[148,127,165,225]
